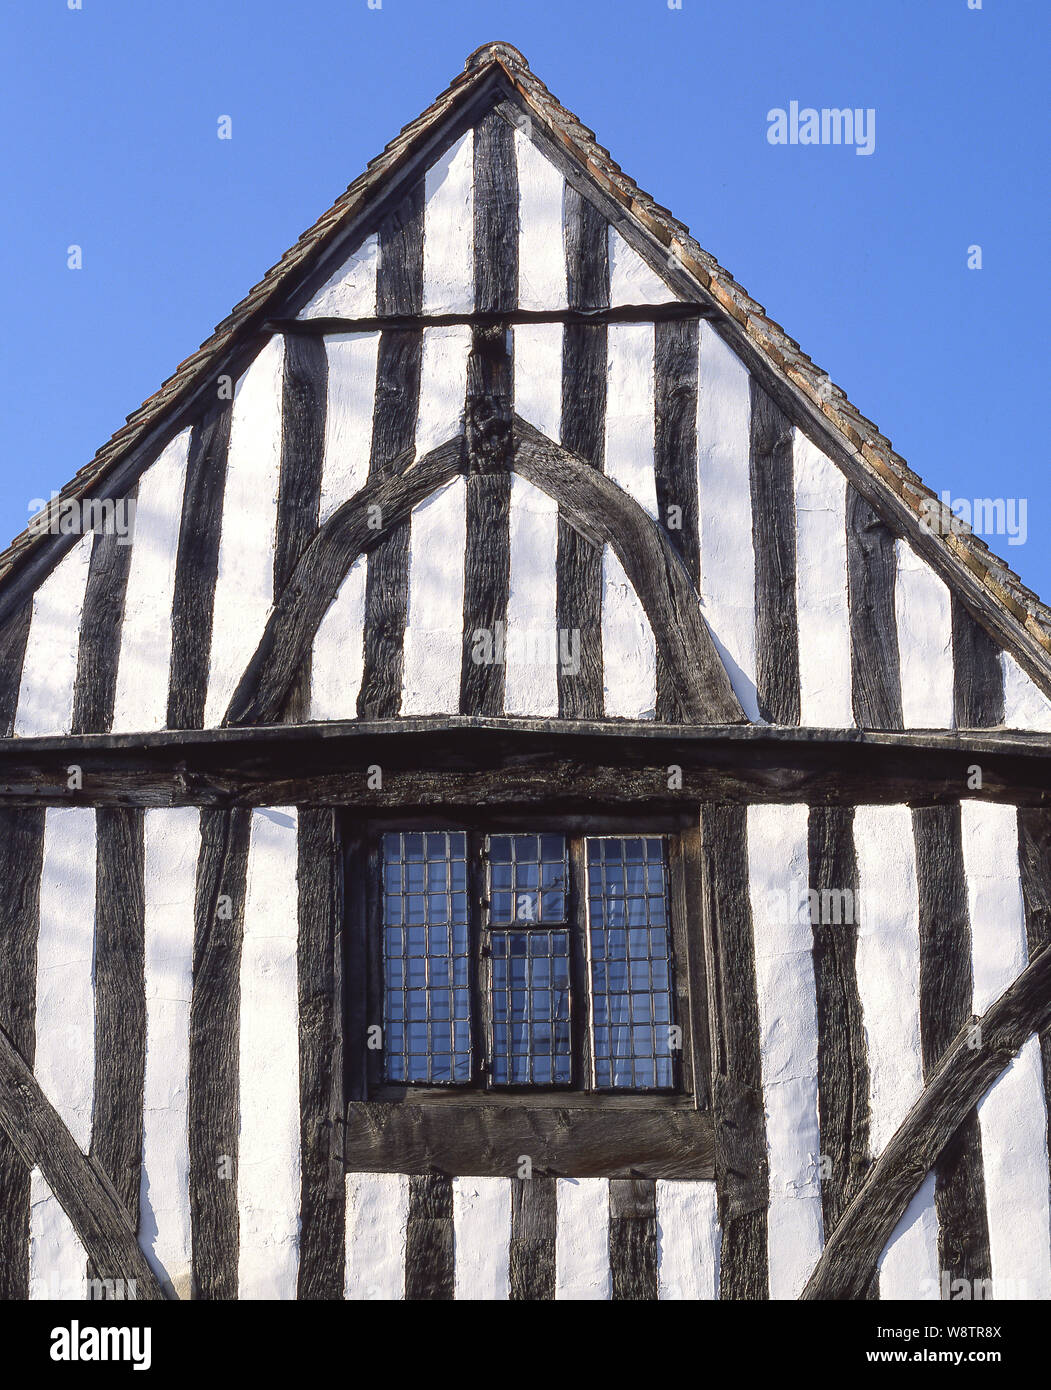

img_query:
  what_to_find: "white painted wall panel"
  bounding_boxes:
[452,1177,511,1300]
[555,1177,610,1300]
[415,324,471,457]
[401,478,466,715]
[139,807,199,1300]
[345,1172,410,1300]
[204,336,285,728]
[696,323,759,721]
[602,549,656,719]
[515,129,566,311]
[513,321,562,441]
[111,430,191,733]
[319,332,379,523]
[895,540,954,729]
[962,801,1051,1300]
[655,1180,720,1300]
[1002,652,1051,732]
[423,131,474,315]
[14,532,93,737]
[853,804,939,1298]
[505,475,559,717]
[793,430,853,727]
[29,807,96,1299]
[747,803,824,1299]
[310,555,366,721]
[298,234,379,319]
[238,807,301,1300]
[609,226,676,306]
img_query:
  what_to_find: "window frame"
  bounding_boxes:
[343,808,710,1113]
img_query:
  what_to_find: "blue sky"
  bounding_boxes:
[3,0,1048,595]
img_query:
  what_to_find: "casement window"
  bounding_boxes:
[343,812,713,1181]
[380,830,678,1092]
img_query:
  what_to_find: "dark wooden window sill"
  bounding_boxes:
[344,1099,714,1180]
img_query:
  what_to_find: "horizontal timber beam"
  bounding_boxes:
[0,719,1048,807]
[266,303,711,335]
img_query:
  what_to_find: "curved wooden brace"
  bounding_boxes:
[800,942,1051,1300]
[225,418,746,727]
[0,1022,169,1300]
[512,417,745,725]
[225,435,465,726]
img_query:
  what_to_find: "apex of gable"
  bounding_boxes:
[464,41,529,73]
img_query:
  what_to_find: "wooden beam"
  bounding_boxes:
[267,304,710,335]
[513,419,745,725]
[800,940,1051,1300]
[1,719,1049,808]
[0,1019,169,1301]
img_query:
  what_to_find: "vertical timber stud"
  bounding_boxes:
[702,803,769,1300]
[89,808,146,1296]
[1018,808,1051,1220]
[189,808,251,1299]
[404,1174,455,1301]
[952,596,1005,728]
[0,601,31,737]
[297,808,345,1300]
[609,1178,658,1300]
[509,1175,557,1301]
[275,336,328,724]
[460,110,516,715]
[847,489,903,730]
[653,319,700,722]
[749,381,800,726]
[357,184,425,719]
[71,488,138,734]
[168,404,233,729]
[558,185,607,719]
[0,808,44,1298]
[808,806,874,1290]
[913,804,992,1287]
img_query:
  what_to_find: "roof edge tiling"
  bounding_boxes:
[5,40,1050,672]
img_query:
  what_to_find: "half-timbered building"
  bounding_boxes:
[2,41,1051,1302]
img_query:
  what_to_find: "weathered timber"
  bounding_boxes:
[809,806,872,1243]
[404,1173,455,1301]
[274,334,327,723]
[702,803,769,1300]
[913,804,992,1287]
[0,807,44,1298]
[296,808,345,1300]
[558,182,607,720]
[515,419,746,725]
[509,1174,556,1300]
[88,808,146,1294]
[71,500,138,735]
[800,942,1051,1300]
[1018,807,1051,1224]
[460,325,512,715]
[188,807,251,1300]
[0,602,31,738]
[0,1018,168,1301]
[358,182,425,721]
[653,318,700,722]
[952,594,1006,729]
[609,1177,658,1301]
[2,719,1050,808]
[269,303,709,334]
[167,404,233,730]
[847,488,903,730]
[750,381,799,726]
[344,1102,714,1180]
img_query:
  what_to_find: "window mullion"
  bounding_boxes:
[568,835,593,1092]
[467,830,490,1088]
